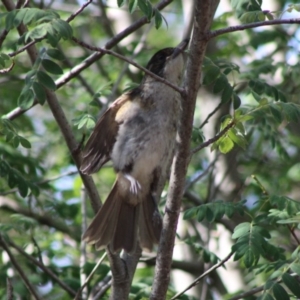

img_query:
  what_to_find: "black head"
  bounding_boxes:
[145,39,189,79]
[146,48,175,77]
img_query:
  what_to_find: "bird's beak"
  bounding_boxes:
[172,38,190,58]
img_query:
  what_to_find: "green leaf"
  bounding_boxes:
[5,10,18,30]
[18,177,29,197]
[0,53,11,67]
[243,248,255,268]
[123,82,140,93]
[278,91,287,102]
[8,170,19,188]
[154,10,163,29]
[10,214,38,228]
[219,136,234,153]
[18,88,35,109]
[290,263,300,277]
[19,136,31,149]
[0,160,10,177]
[117,0,126,7]
[51,19,73,40]
[46,48,65,60]
[14,8,28,27]
[183,207,197,220]
[281,273,300,297]
[32,82,46,105]
[46,31,60,47]
[42,59,63,74]
[280,103,300,122]
[232,222,250,239]
[221,84,233,103]
[249,79,265,95]
[37,70,56,90]
[25,24,48,41]
[205,206,214,222]
[272,283,289,300]
[129,0,138,13]
[138,0,153,20]
[213,74,228,94]
[228,130,247,149]
[233,93,241,109]
[12,136,20,148]
[269,104,282,123]
[257,293,275,300]
[22,8,38,25]
[73,114,96,130]
[203,65,220,85]
[197,206,207,222]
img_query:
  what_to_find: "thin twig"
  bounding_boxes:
[7,238,77,296]
[191,121,235,154]
[71,37,185,95]
[288,225,300,245]
[199,101,224,129]
[74,252,107,300]
[184,155,219,192]
[91,275,112,298]
[171,251,234,300]
[8,40,36,57]
[229,273,298,300]
[209,18,300,40]
[0,196,80,240]
[31,237,44,264]
[66,0,93,23]
[110,23,153,98]
[0,170,78,196]
[6,278,13,300]
[0,235,41,300]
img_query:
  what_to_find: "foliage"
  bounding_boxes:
[1,0,300,299]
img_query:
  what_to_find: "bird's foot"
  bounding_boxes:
[124,174,141,194]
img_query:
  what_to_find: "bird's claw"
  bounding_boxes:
[124,174,141,194]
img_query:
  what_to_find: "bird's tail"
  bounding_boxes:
[83,179,162,253]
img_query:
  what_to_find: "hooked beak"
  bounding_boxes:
[172,38,190,58]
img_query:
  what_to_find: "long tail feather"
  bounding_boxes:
[139,193,162,251]
[83,180,162,252]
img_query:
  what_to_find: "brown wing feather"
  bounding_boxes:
[80,94,130,174]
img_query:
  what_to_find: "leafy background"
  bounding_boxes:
[1,0,300,299]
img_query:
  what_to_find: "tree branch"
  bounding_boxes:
[191,121,235,154]
[150,1,220,299]
[71,37,184,95]
[0,196,81,240]
[209,18,300,39]
[66,0,93,23]
[6,238,77,296]
[0,235,41,300]
[229,273,299,300]
[171,251,234,299]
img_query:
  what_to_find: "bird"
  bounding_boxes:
[80,39,189,253]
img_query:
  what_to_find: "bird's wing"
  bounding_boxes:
[80,93,131,174]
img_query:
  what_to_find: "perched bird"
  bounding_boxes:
[80,39,189,253]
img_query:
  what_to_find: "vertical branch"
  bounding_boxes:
[80,186,88,300]
[150,1,220,299]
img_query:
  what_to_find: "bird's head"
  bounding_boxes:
[145,38,189,84]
